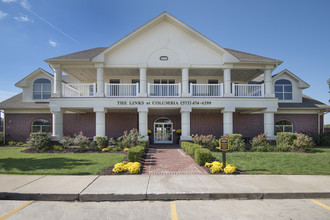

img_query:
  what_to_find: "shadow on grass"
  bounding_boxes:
[0,157,94,172]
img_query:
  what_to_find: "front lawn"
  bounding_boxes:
[212,146,330,175]
[0,147,125,175]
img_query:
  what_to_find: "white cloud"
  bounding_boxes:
[0,11,8,19]
[49,40,58,47]
[1,0,17,3]
[14,15,31,22]
[20,0,30,9]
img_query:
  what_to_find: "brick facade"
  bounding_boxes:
[4,112,323,142]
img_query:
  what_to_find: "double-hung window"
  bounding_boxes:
[275,79,292,100]
[33,78,51,100]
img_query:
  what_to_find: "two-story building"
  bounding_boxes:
[0,12,328,144]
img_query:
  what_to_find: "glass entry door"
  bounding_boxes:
[154,118,173,144]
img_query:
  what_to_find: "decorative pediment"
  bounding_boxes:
[273,69,310,89]
[15,68,53,88]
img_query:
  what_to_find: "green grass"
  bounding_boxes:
[0,147,125,175]
[212,146,330,175]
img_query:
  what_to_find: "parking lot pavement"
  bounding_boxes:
[0,199,329,220]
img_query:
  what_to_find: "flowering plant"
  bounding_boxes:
[192,134,217,150]
[112,162,141,174]
[148,129,152,134]
[176,129,182,134]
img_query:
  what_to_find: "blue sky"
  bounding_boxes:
[0,0,329,123]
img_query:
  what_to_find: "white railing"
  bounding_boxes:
[233,83,264,97]
[190,83,223,97]
[63,83,96,97]
[105,83,139,97]
[148,83,181,97]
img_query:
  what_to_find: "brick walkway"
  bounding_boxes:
[142,145,208,175]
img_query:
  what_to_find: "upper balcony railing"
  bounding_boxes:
[61,83,265,98]
[190,84,223,97]
[148,83,181,97]
[233,84,264,97]
[63,83,96,97]
[105,83,139,97]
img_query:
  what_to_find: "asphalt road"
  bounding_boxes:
[0,199,329,220]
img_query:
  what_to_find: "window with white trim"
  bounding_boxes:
[31,119,51,133]
[33,78,51,100]
[275,120,293,133]
[275,79,292,100]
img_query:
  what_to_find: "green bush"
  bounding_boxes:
[276,132,297,146]
[93,146,101,151]
[275,144,294,152]
[181,142,202,156]
[95,136,107,148]
[192,134,218,150]
[110,146,122,151]
[117,128,141,149]
[251,145,269,152]
[16,142,24,146]
[139,141,147,148]
[226,134,245,151]
[293,133,315,150]
[250,133,268,147]
[59,135,73,148]
[73,131,90,149]
[127,145,145,162]
[27,132,52,151]
[194,148,213,165]
[320,132,330,146]
[52,145,64,151]
[0,132,4,146]
[8,141,16,146]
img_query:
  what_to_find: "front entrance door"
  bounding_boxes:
[154,118,173,144]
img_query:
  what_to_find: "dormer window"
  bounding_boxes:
[275,79,292,100]
[33,78,51,100]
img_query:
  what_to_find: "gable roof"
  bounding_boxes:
[45,12,280,64]
[15,68,54,88]
[225,48,282,63]
[0,93,49,109]
[272,69,310,89]
[45,47,107,62]
[279,94,329,109]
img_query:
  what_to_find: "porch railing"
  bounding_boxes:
[148,83,181,97]
[63,83,96,97]
[233,84,264,97]
[190,83,223,97]
[105,83,139,97]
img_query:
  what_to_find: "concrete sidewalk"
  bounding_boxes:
[0,175,329,201]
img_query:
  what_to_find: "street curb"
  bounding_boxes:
[1,192,330,202]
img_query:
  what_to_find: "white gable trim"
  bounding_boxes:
[15,68,53,88]
[92,12,239,63]
[273,69,309,89]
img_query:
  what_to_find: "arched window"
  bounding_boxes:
[275,120,293,133]
[275,79,292,100]
[33,78,51,100]
[32,119,51,133]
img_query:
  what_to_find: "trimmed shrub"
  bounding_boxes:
[59,135,73,148]
[293,133,315,150]
[192,134,218,150]
[52,145,63,151]
[95,136,107,148]
[276,132,296,146]
[251,133,268,147]
[8,141,16,146]
[139,141,147,148]
[320,132,330,146]
[17,142,24,146]
[275,144,294,152]
[0,132,3,146]
[27,132,52,151]
[194,148,213,165]
[73,131,90,149]
[127,145,145,162]
[225,134,245,151]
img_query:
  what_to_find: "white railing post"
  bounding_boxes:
[178,83,181,97]
[93,83,96,96]
[147,83,150,97]
[261,83,265,97]
[220,83,224,97]
[232,83,236,96]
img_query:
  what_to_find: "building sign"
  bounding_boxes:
[219,138,229,151]
[117,100,212,106]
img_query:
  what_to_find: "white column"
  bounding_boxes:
[139,67,147,97]
[94,107,107,138]
[264,111,275,140]
[53,65,62,97]
[138,108,148,141]
[182,67,189,97]
[181,107,192,141]
[264,66,275,97]
[222,109,234,135]
[96,66,104,97]
[52,109,63,139]
[224,67,233,97]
